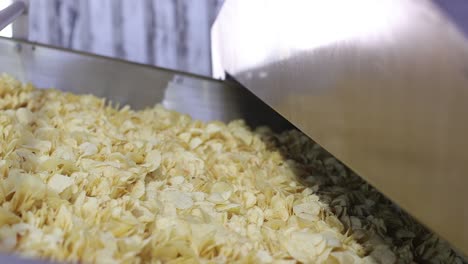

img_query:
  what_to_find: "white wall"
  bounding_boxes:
[27,0,224,76]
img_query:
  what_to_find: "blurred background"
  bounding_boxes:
[0,0,466,78]
[0,0,224,76]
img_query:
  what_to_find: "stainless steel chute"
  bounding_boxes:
[212,0,468,255]
[0,38,291,130]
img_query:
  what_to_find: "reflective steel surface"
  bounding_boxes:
[0,37,290,129]
[212,0,468,254]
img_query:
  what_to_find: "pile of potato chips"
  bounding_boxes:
[0,75,463,263]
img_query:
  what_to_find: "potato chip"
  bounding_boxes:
[15,107,33,125]
[293,202,321,221]
[79,142,98,157]
[47,174,74,193]
[143,149,162,172]
[163,191,193,210]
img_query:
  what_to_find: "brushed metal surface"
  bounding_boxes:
[0,37,290,128]
[212,0,468,254]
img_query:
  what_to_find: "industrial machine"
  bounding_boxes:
[0,0,467,262]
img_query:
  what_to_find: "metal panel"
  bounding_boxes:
[0,37,226,121]
[0,37,291,126]
[212,0,468,255]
